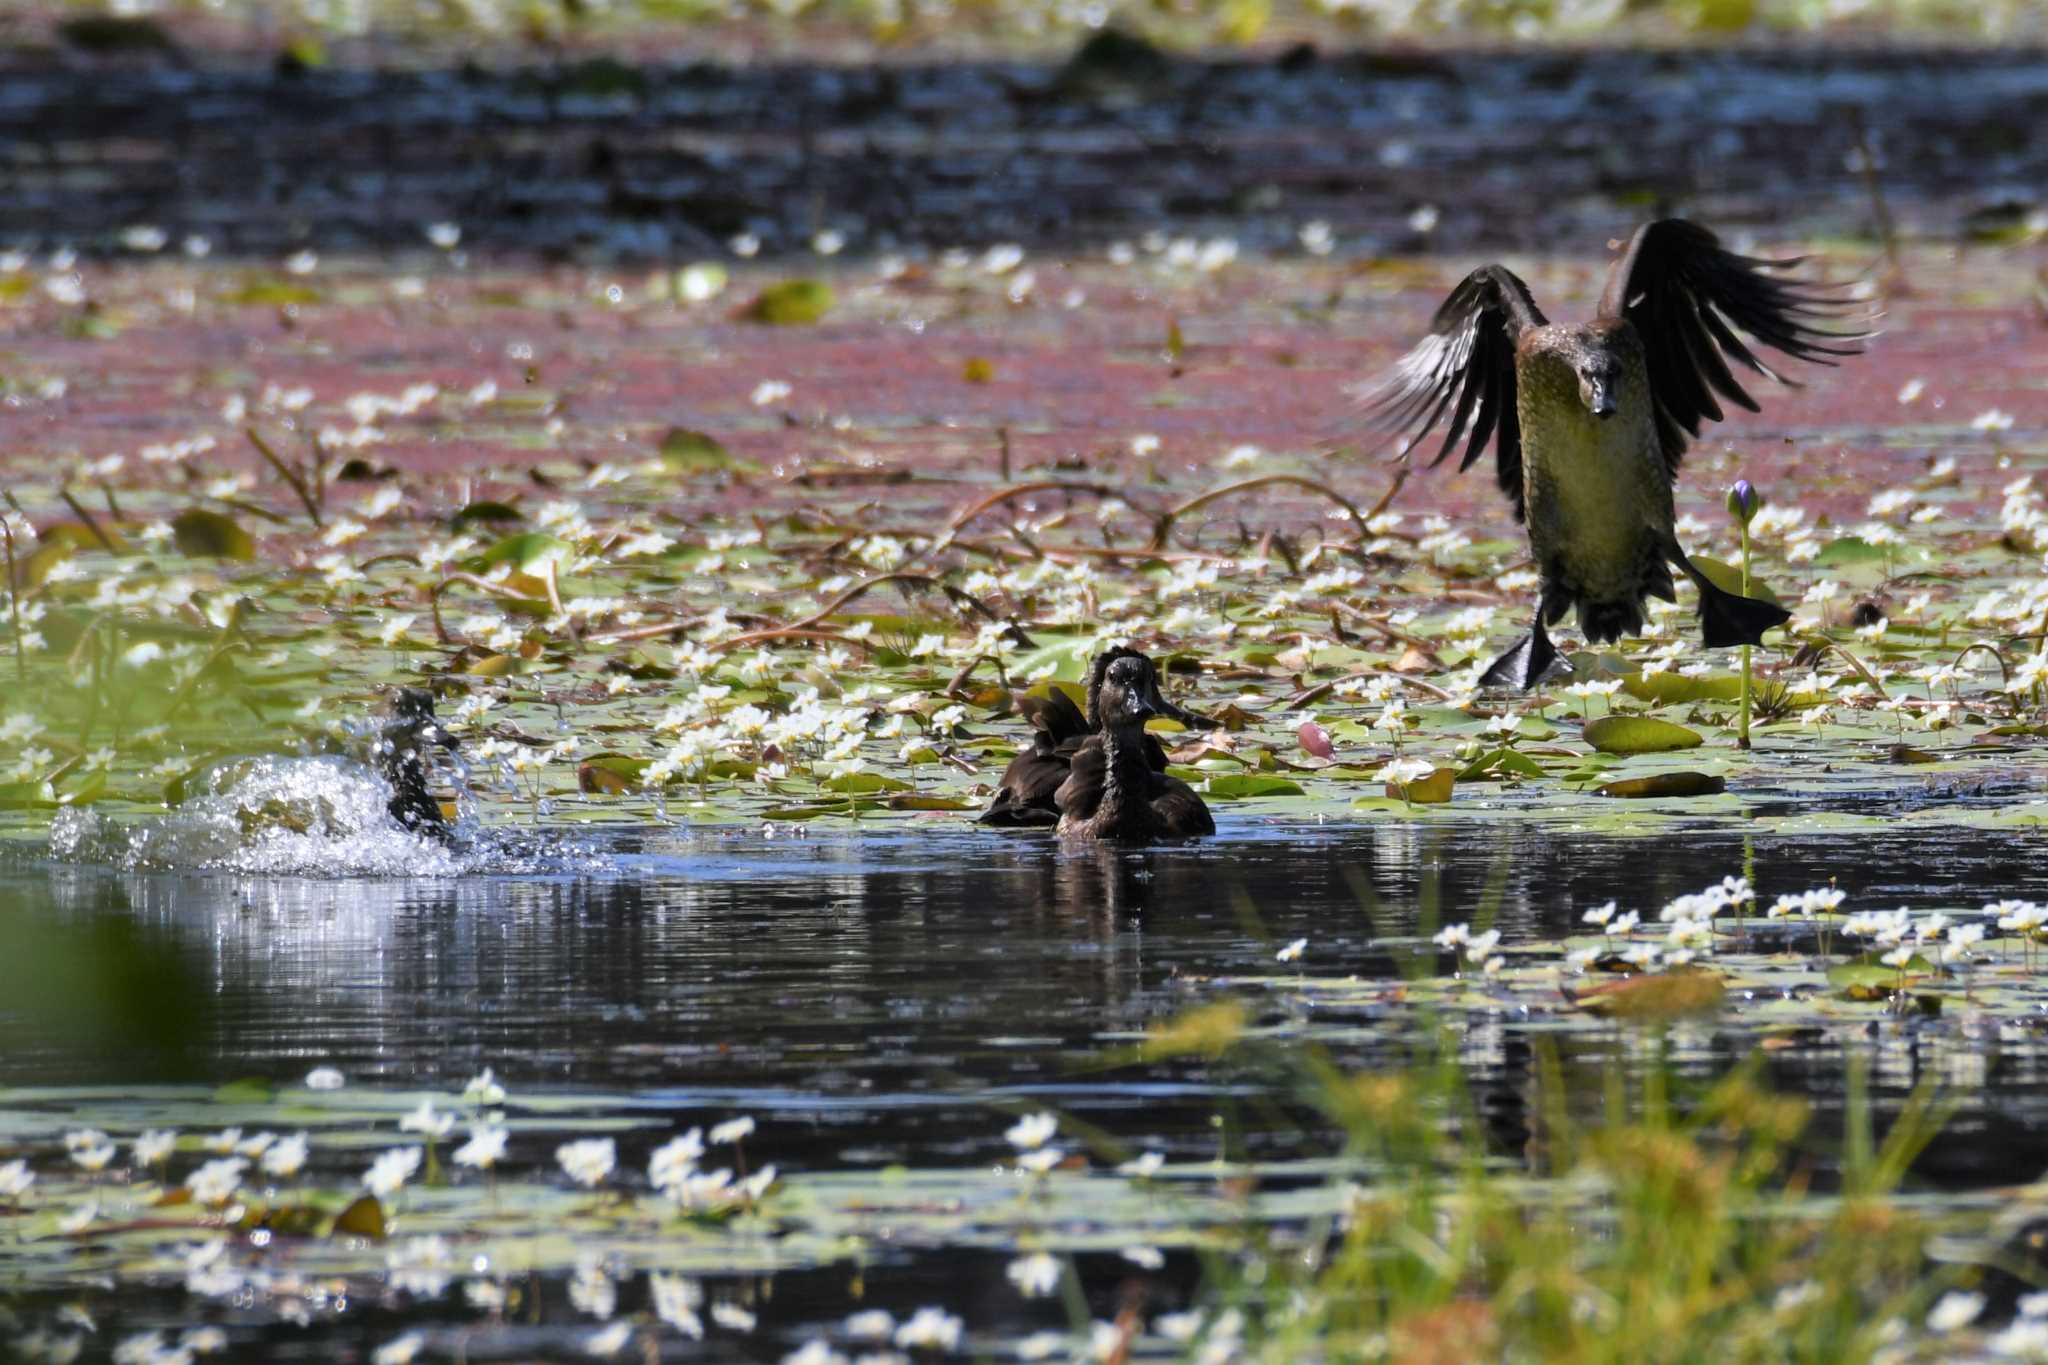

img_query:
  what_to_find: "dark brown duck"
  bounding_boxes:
[1054,652,1215,841]
[980,645,1212,827]
[1357,218,1864,689]
[378,686,459,841]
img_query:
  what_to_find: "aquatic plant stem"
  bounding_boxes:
[1738,518,1753,751]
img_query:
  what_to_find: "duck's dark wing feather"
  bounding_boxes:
[1150,774,1215,838]
[1598,219,1865,478]
[1353,264,1547,523]
[1053,737,1107,824]
[1015,688,1090,745]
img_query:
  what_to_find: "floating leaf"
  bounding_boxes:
[224,279,323,307]
[962,357,995,383]
[1624,671,1744,705]
[1203,773,1307,799]
[1691,555,1783,606]
[1584,716,1704,755]
[1386,767,1455,803]
[1827,952,1936,995]
[1597,772,1726,799]
[658,428,756,475]
[1566,967,1727,1019]
[332,1194,387,1241]
[578,755,642,794]
[473,532,572,572]
[743,279,834,325]
[1164,318,1185,364]
[1813,536,1890,567]
[171,508,255,561]
[821,772,914,795]
[451,500,524,532]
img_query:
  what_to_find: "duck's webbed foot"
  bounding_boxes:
[1478,617,1560,691]
[1671,546,1792,648]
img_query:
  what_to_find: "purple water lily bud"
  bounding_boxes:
[1725,479,1761,525]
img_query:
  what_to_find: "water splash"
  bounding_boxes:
[46,753,612,877]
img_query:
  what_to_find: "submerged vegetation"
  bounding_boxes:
[2,213,2047,1357]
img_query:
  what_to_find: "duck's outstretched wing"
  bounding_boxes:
[1353,265,1547,522]
[1598,219,1866,478]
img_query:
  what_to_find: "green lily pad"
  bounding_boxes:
[1584,715,1704,754]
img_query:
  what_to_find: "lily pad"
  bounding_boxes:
[743,279,835,325]
[1584,715,1704,755]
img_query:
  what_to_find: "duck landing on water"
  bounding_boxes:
[1354,218,1865,689]
[1054,652,1215,841]
[980,645,1214,828]
[377,686,459,842]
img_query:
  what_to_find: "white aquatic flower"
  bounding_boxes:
[711,1301,756,1332]
[400,1100,455,1140]
[584,1321,633,1356]
[187,1156,249,1205]
[556,1137,616,1188]
[1927,1291,1985,1332]
[425,222,461,248]
[1017,1147,1064,1174]
[1,1158,35,1198]
[750,379,792,406]
[1377,757,1434,786]
[651,1272,705,1336]
[1582,901,1618,926]
[1007,1251,1063,1297]
[1117,1151,1165,1178]
[362,1147,423,1199]
[648,1129,705,1190]
[373,1333,427,1365]
[454,1125,508,1170]
[262,1133,310,1180]
[1433,923,1470,948]
[709,1116,755,1145]
[781,1341,848,1365]
[461,1068,506,1104]
[1276,937,1307,963]
[133,1129,177,1166]
[894,1307,964,1351]
[1122,1245,1166,1270]
[1005,1112,1058,1151]
[845,1309,896,1342]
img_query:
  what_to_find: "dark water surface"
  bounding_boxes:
[6,46,2047,259]
[9,814,2048,1182]
[11,815,2048,1358]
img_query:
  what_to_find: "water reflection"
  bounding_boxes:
[9,816,2048,1180]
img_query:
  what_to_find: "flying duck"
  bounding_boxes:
[1356,218,1864,689]
[980,645,1212,827]
[1054,651,1215,840]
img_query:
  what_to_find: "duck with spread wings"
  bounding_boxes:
[1355,219,1865,689]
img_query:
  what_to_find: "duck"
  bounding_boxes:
[980,645,1212,827]
[1054,651,1215,841]
[1355,218,1864,689]
[376,686,459,841]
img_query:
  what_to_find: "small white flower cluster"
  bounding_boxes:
[646,1117,774,1211]
[1434,922,1504,976]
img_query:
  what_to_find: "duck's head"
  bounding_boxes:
[1531,325,1624,420]
[1097,654,1173,731]
[379,688,457,768]
[1086,646,1214,731]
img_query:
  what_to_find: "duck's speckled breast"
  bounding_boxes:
[1515,326,1672,598]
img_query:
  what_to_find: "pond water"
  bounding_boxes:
[8,797,2048,1356]
[12,809,2048,1172]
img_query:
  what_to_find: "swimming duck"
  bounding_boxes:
[1356,219,1864,689]
[980,645,1212,827]
[377,686,458,840]
[1054,652,1216,841]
